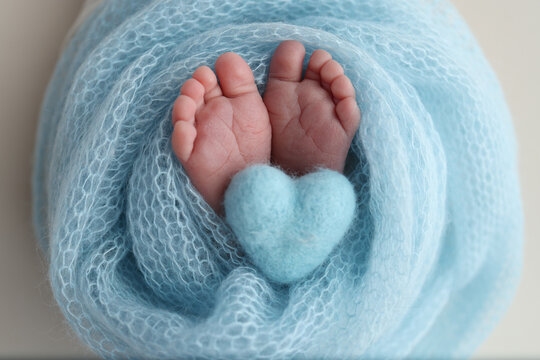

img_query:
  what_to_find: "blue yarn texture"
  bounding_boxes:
[225,165,356,284]
[33,0,523,358]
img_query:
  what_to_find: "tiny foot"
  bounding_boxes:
[171,53,271,213]
[263,40,361,175]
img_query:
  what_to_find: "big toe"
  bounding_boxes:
[268,40,306,82]
[215,52,258,98]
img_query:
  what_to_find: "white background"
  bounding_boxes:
[0,0,538,358]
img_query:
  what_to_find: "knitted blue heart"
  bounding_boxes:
[224,165,356,283]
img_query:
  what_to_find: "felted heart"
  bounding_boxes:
[224,164,356,283]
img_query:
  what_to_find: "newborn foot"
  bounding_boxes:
[171,53,271,213]
[263,41,361,175]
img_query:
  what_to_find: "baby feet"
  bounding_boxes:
[171,53,271,213]
[264,41,361,175]
[171,41,360,213]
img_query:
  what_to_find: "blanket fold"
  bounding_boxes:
[33,0,522,358]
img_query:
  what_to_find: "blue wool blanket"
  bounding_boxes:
[33,0,523,358]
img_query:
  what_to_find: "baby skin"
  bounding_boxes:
[171,40,360,213]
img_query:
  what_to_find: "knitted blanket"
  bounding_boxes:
[33,0,523,358]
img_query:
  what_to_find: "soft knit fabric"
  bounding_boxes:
[225,165,356,284]
[33,0,523,358]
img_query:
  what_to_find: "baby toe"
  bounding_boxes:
[305,49,332,81]
[192,65,222,102]
[172,95,196,126]
[171,120,197,163]
[335,97,361,135]
[268,40,306,82]
[320,60,344,92]
[215,52,258,98]
[181,78,205,108]
[330,75,355,102]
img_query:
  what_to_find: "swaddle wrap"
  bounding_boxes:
[33,0,523,358]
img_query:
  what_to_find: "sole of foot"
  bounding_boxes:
[171,52,271,213]
[263,40,361,175]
